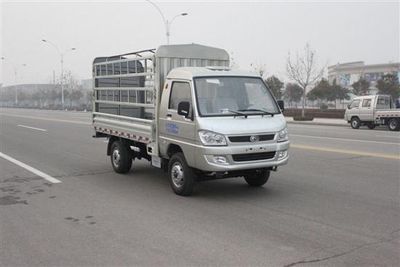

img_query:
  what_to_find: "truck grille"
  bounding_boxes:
[232,151,276,162]
[229,134,275,143]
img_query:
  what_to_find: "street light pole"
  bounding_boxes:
[2,57,26,106]
[42,39,76,109]
[14,64,27,106]
[145,0,188,44]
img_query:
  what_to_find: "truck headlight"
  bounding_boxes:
[199,130,227,146]
[277,127,288,142]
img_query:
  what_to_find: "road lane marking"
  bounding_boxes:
[18,124,47,132]
[0,113,90,125]
[375,134,400,139]
[0,152,62,183]
[290,134,399,146]
[291,144,400,160]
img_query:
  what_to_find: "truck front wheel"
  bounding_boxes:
[244,170,270,187]
[351,117,361,129]
[388,118,400,131]
[168,153,195,196]
[110,140,132,173]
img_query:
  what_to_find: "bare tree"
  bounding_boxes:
[286,43,325,117]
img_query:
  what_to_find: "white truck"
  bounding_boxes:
[345,94,400,131]
[92,44,289,196]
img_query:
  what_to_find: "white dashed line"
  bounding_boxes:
[0,113,90,125]
[0,152,62,184]
[18,124,47,132]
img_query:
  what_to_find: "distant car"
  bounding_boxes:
[344,95,400,131]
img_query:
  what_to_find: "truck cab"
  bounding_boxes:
[157,67,289,194]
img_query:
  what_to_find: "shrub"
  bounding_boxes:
[320,103,328,110]
[293,115,314,121]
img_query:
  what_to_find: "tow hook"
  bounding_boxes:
[272,166,278,172]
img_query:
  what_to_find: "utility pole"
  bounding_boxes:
[13,64,27,106]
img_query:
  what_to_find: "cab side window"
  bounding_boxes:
[362,99,372,108]
[169,82,192,110]
[376,96,390,109]
[350,100,360,109]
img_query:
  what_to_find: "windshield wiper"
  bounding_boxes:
[238,108,276,117]
[220,109,248,118]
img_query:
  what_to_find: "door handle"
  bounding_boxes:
[166,113,172,118]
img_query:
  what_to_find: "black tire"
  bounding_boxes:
[244,170,270,187]
[168,153,195,196]
[110,140,132,173]
[388,118,400,131]
[351,117,361,129]
[367,123,376,129]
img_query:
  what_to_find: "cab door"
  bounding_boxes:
[158,80,196,160]
[359,98,374,121]
[346,99,360,121]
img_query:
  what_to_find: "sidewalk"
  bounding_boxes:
[285,117,348,127]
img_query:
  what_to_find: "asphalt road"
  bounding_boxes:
[0,108,399,267]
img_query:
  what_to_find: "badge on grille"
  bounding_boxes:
[250,135,259,142]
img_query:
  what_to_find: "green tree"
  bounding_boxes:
[265,76,284,99]
[307,79,330,102]
[351,78,370,96]
[284,83,303,107]
[331,79,350,102]
[307,79,350,108]
[376,73,400,99]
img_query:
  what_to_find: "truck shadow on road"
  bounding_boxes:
[194,179,281,199]
[99,160,283,200]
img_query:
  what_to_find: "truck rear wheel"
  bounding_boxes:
[110,140,132,173]
[388,118,400,131]
[244,170,270,187]
[351,117,361,129]
[168,153,195,196]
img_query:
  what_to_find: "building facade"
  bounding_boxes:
[328,61,400,95]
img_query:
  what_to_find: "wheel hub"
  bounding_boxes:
[112,149,121,167]
[171,163,184,188]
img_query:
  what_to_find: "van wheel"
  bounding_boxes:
[168,153,195,196]
[367,123,376,129]
[388,118,400,131]
[244,170,270,187]
[110,140,132,173]
[351,117,361,129]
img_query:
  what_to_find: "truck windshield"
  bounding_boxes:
[194,76,280,117]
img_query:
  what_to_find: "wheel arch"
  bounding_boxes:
[167,144,183,158]
[107,136,128,156]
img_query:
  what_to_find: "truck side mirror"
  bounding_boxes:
[347,104,351,109]
[277,100,285,111]
[177,101,191,118]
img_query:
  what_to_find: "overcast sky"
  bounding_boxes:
[1,0,399,86]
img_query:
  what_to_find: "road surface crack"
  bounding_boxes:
[283,229,400,267]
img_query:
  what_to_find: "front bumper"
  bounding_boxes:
[194,140,290,172]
